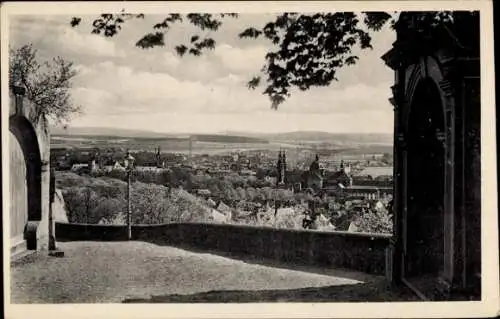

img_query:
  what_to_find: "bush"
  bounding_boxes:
[58,173,215,225]
[355,207,393,234]
[62,187,103,224]
[56,171,393,234]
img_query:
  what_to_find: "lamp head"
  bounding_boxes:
[125,151,135,170]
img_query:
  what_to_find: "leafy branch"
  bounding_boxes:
[9,44,81,124]
[71,11,475,108]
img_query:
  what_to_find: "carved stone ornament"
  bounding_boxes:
[436,130,447,148]
[443,100,454,115]
[389,97,397,110]
[391,84,398,97]
[396,133,407,150]
[438,80,454,97]
[389,85,400,111]
[439,54,455,78]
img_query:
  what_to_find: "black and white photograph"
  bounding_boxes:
[2,1,498,318]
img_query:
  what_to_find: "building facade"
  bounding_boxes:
[382,12,481,300]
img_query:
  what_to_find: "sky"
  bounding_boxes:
[9,13,396,134]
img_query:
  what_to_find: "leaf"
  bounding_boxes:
[345,56,359,65]
[239,27,262,39]
[175,45,188,57]
[70,17,81,27]
[194,38,216,50]
[153,21,169,29]
[166,14,182,22]
[247,76,261,90]
[76,11,477,110]
[136,32,165,49]
[189,48,201,56]
[9,44,80,123]
[220,13,238,18]
[363,12,393,31]
[186,13,222,31]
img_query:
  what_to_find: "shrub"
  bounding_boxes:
[355,207,393,234]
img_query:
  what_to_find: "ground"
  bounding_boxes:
[10,241,418,303]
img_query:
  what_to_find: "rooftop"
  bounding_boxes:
[355,167,393,178]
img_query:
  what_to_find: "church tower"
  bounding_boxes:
[276,150,282,186]
[277,150,286,186]
[344,161,351,176]
[89,150,100,172]
[281,150,286,185]
[310,154,320,172]
[155,146,163,168]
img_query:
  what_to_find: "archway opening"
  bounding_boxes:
[9,115,42,249]
[405,78,446,279]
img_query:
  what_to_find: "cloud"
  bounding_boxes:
[163,52,181,69]
[70,87,118,115]
[70,59,391,122]
[72,61,217,115]
[214,43,267,74]
[9,14,395,133]
[9,15,125,59]
[282,82,393,115]
[55,28,125,58]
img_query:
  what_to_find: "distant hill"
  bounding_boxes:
[192,134,269,144]
[222,130,393,145]
[51,126,270,144]
[51,126,392,146]
[50,126,179,138]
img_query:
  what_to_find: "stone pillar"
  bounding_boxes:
[36,161,51,250]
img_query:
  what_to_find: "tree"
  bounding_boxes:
[131,182,171,224]
[62,186,100,223]
[72,11,477,108]
[9,44,81,124]
[356,207,393,234]
[245,187,257,201]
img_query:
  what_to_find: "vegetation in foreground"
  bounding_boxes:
[56,171,393,234]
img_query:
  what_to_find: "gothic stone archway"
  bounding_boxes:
[383,12,481,300]
[404,78,447,290]
[9,87,47,252]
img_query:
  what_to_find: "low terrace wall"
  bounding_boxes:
[55,222,393,276]
[56,222,129,241]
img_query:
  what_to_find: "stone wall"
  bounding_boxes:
[55,222,392,276]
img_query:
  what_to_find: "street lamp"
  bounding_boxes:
[274,188,279,227]
[124,151,135,240]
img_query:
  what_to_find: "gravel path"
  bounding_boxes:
[11,241,369,303]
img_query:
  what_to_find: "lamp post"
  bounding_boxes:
[274,188,278,227]
[124,151,135,240]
